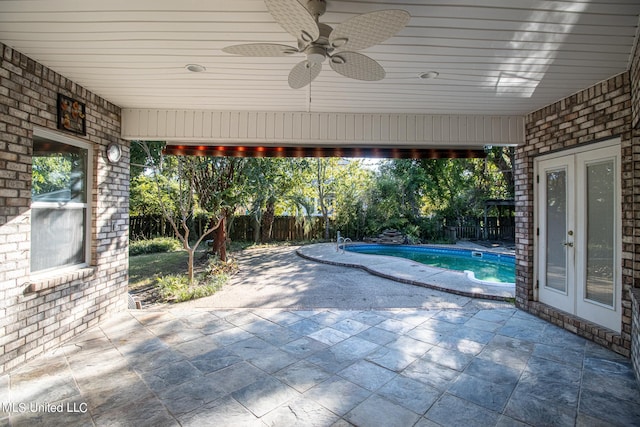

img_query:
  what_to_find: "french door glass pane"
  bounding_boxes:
[586,161,614,306]
[546,170,567,292]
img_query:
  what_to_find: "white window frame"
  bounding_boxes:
[31,127,93,275]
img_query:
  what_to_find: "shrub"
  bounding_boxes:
[156,257,238,303]
[130,237,182,256]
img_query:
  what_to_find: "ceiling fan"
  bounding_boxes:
[222,0,410,89]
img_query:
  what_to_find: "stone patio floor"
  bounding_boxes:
[1,246,639,426]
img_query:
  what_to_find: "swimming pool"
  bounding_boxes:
[345,244,515,285]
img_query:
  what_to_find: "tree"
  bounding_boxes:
[136,141,247,284]
[243,158,310,243]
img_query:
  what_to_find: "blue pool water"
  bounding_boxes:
[345,244,515,284]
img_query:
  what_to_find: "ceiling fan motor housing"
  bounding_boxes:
[302,0,326,19]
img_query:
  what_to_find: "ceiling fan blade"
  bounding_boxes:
[288,60,322,89]
[265,0,320,43]
[222,43,299,57]
[329,10,410,52]
[329,52,385,81]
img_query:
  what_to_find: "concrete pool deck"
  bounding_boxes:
[297,243,515,301]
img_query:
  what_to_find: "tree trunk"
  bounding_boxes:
[261,201,275,243]
[214,216,227,262]
[251,215,261,243]
[187,248,195,284]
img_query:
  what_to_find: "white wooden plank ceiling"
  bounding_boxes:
[1,0,639,116]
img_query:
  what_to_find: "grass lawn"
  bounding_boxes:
[128,248,208,291]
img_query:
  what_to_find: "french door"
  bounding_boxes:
[536,140,621,332]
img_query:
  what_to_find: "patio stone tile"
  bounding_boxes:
[290,310,322,318]
[274,360,332,393]
[377,375,441,414]
[227,336,274,359]
[10,358,80,405]
[532,342,584,368]
[80,374,154,416]
[498,323,545,343]
[418,318,461,334]
[207,361,267,394]
[306,337,378,374]
[425,394,501,427]
[345,394,420,427]
[331,318,370,335]
[209,326,254,347]
[224,311,264,326]
[338,360,396,391]
[538,324,587,352]
[116,336,171,357]
[172,335,220,359]
[413,417,442,427]
[349,310,392,326]
[304,376,371,416]
[448,373,515,412]
[307,327,351,346]
[504,389,576,427]
[140,360,202,394]
[582,368,640,404]
[6,396,96,427]
[583,355,637,379]
[513,378,579,408]
[127,348,185,373]
[60,335,115,357]
[464,317,503,333]
[523,356,582,386]
[472,309,515,323]
[246,347,299,374]
[450,325,496,344]
[385,335,432,358]
[463,357,522,387]
[579,388,640,427]
[180,311,219,329]
[421,346,473,371]
[310,310,351,327]
[430,310,473,324]
[436,336,485,356]
[287,318,324,336]
[280,336,327,358]
[402,358,461,391]
[477,335,534,370]
[200,318,234,335]
[155,376,226,416]
[406,326,445,345]
[366,346,416,372]
[356,326,399,345]
[495,415,530,427]
[376,318,416,334]
[93,394,178,427]
[261,396,340,426]
[190,348,243,374]
[232,376,299,418]
[67,347,129,379]
[177,396,259,427]
[255,310,304,326]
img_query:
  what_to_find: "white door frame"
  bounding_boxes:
[534,138,622,332]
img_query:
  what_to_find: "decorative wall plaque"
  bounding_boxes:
[57,93,86,135]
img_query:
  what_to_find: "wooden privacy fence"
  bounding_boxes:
[129,214,514,242]
[129,214,328,241]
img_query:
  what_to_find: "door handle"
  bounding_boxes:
[563,241,573,247]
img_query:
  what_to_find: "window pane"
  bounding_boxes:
[31,207,86,271]
[32,139,86,203]
[546,169,567,292]
[586,161,614,306]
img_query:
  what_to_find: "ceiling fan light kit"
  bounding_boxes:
[222,0,410,89]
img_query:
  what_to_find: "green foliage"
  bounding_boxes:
[156,257,236,302]
[129,237,182,256]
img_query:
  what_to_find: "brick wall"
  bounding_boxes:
[515,68,638,356]
[0,42,129,374]
[632,289,640,387]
